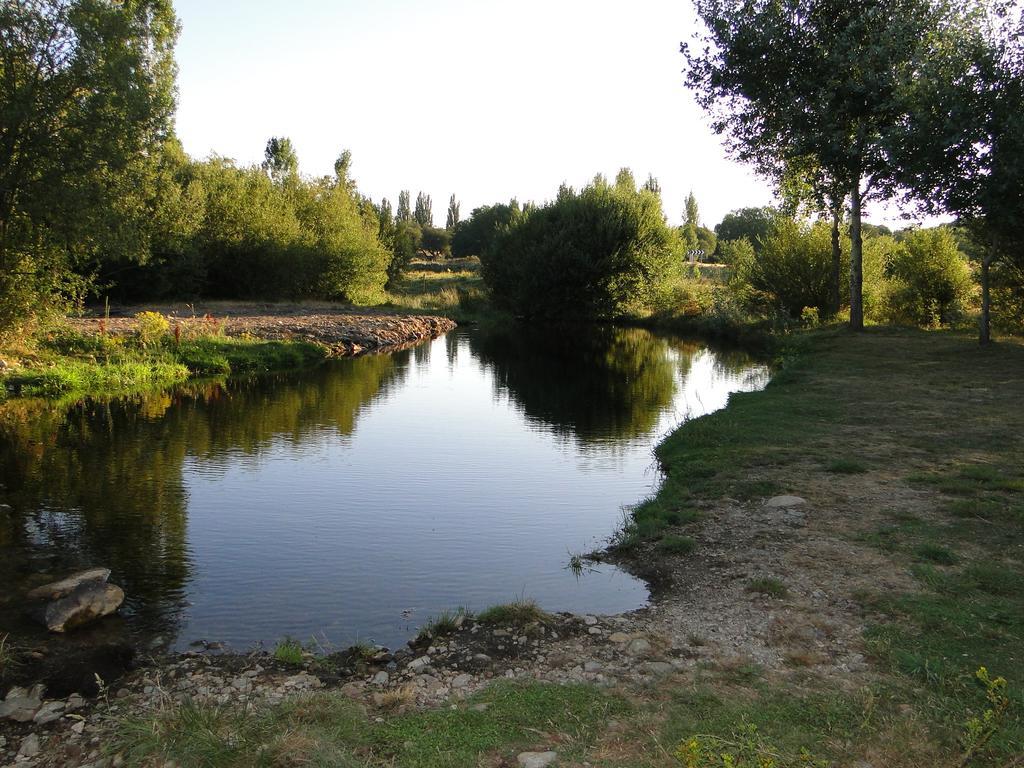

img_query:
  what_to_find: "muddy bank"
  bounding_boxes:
[68,304,457,356]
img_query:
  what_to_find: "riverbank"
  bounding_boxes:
[2,326,1022,766]
[0,306,456,398]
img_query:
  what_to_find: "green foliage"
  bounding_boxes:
[396,190,413,224]
[136,312,171,347]
[714,208,777,253]
[884,228,974,327]
[262,137,298,185]
[419,226,451,260]
[3,328,325,398]
[390,221,423,285]
[445,194,460,231]
[414,192,433,228]
[731,218,844,318]
[0,0,178,329]
[273,637,304,665]
[482,179,680,318]
[450,202,522,258]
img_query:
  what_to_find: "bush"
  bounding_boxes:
[482,181,680,318]
[884,228,975,327]
[135,312,170,346]
[731,218,841,319]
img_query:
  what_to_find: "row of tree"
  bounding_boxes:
[0,1,477,323]
[683,0,1023,343]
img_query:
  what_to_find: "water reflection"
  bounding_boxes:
[0,326,768,651]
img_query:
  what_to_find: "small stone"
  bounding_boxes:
[371,671,389,686]
[587,627,602,635]
[0,695,41,723]
[33,700,65,725]
[583,615,598,626]
[472,653,491,663]
[644,661,674,676]
[517,750,557,768]
[408,656,430,672]
[764,495,807,508]
[608,632,630,644]
[626,638,652,656]
[451,674,473,689]
[18,733,41,759]
[470,702,490,712]
[584,661,603,673]
[71,720,86,735]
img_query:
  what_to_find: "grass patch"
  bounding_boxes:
[1,325,326,399]
[746,577,788,598]
[272,637,304,665]
[416,608,471,642]
[475,599,550,628]
[824,458,868,474]
[658,535,697,555]
[914,543,959,565]
[110,682,625,768]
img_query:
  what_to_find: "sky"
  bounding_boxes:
[171,0,917,229]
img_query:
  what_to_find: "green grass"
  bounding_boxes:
[475,599,551,628]
[272,637,304,665]
[914,543,959,565]
[110,681,624,768]
[824,458,869,474]
[746,577,789,598]
[385,261,494,322]
[416,608,471,642]
[658,534,697,555]
[1,327,326,398]
[618,327,1024,761]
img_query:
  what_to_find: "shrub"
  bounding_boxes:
[731,218,841,319]
[273,637,304,665]
[135,312,171,346]
[884,228,974,327]
[483,181,680,318]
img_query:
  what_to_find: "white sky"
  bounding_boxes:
[171,0,918,229]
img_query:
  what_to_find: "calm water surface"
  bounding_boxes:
[0,326,768,651]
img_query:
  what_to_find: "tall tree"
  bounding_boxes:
[683,191,700,250]
[896,3,1023,343]
[684,0,974,330]
[0,0,179,328]
[262,137,298,184]
[334,149,353,190]
[396,190,412,224]
[642,174,662,196]
[414,191,433,227]
[446,194,460,231]
[615,168,636,192]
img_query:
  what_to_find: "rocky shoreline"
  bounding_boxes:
[67,304,458,357]
[0,489,890,766]
[0,608,678,767]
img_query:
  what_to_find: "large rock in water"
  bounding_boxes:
[42,581,124,633]
[26,568,111,600]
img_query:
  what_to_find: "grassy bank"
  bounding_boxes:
[615,326,1024,762]
[385,258,493,323]
[96,326,1023,766]
[0,325,326,398]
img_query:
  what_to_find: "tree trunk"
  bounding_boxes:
[980,252,992,346]
[849,183,864,331]
[830,205,842,318]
